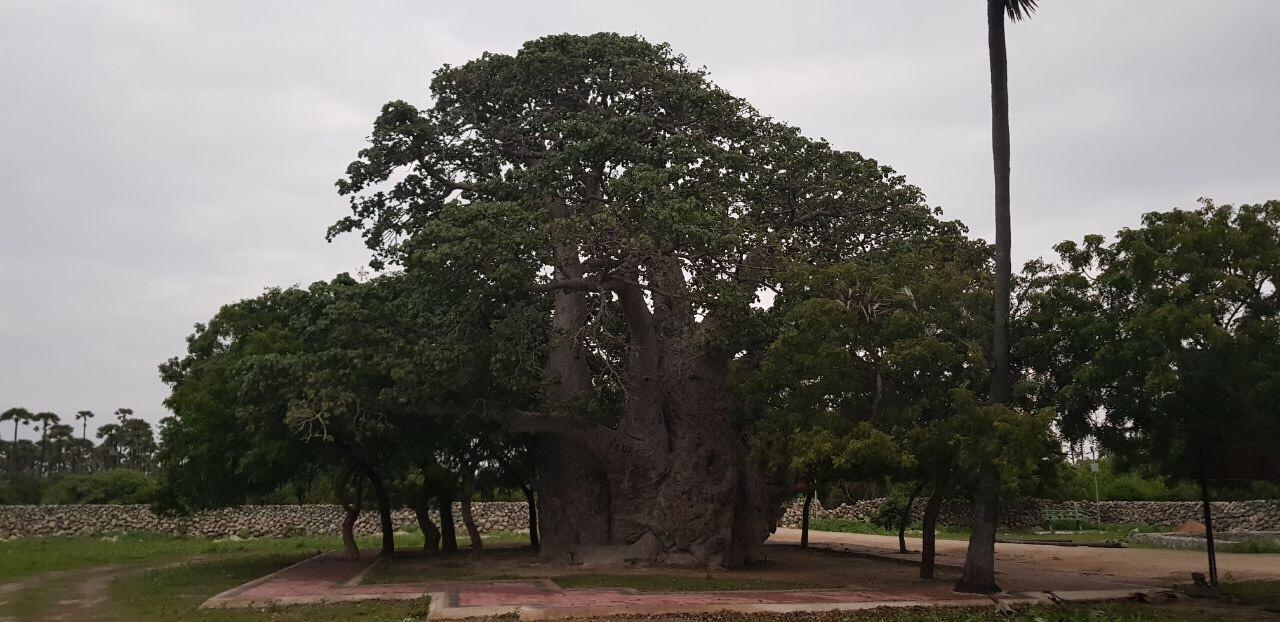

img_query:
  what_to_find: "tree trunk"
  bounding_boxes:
[955,466,1001,593]
[460,466,483,549]
[415,477,441,554]
[537,200,786,568]
[341,504,361,560]
[1198,454,1219,588]
[900,481,924,554]
[438,486,460,554]
[522,485,540,550]
[534,367,787,567]
[368,471,396,557]
[800,487,815,549]
[920,477,948,579]
[959,0,1013,594]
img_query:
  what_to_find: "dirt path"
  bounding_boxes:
[775,527,1280,586]
[0,556,210,622]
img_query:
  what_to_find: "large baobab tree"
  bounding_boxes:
[956,0,1038,594]
[332,33,932,567]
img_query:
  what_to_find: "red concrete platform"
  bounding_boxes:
[202,551,1166,620]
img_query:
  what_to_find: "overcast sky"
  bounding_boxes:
[2,1,1277,438]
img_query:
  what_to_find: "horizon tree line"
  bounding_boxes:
[0,407,156,478]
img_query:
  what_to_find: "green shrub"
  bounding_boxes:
[41,470,158,505]
[0,475,42,504]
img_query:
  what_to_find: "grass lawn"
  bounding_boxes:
[0,531,413,581]
[805,518,1165,546]
[2,528,1277,621]
[107,553,431,622]
[652,601,1274,621]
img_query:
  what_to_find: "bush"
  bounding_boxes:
[41,470,158,505]
[0,475,42,504]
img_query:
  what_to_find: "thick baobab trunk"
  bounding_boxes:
[368,472,396,557]
[899,482,924,555]
[521,485,540,550]
[460,467,483,549]
[536,206,786,568]
[920,478,947,580]
[800,488,815,549]
[536,367,786,568]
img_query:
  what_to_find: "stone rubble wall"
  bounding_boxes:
[778,498,1280,532]
[0,502,531,539]
[3,498,1278,539]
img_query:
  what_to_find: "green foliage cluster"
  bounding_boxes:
[39,469,159,505]
[1019,200,1280,486]
[1049,459,1280,502]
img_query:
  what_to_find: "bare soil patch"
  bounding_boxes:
[365,541,961,592]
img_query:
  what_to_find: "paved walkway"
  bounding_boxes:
[202,530,1189,619]
[203,553,1158,620]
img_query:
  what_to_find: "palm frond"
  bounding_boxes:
[1004,0,1038,22]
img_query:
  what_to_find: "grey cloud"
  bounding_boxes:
[1,0,1277,437]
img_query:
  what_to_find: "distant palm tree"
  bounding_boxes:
[957,0,1038,595]
[114,408,133,425]
[33,412,60,476]
[75,410,96,440]
[1,407,33,475]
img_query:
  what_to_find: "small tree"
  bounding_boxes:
[740,235,998,576]
[1020,200,1280,588]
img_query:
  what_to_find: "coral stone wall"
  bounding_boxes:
[0,502,531,538]
[778,498,1280,532]
[2,498,1278,539]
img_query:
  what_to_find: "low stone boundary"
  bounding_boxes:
[1129,531,1280,551]
[3,497,1278,539]
[778,498,1280,532]
[0,502,531,538]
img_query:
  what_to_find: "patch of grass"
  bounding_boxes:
[554,573,817,592]
[0,574,72,620]
[108,553,432,621]
[805,519,1162,547]
[0,531,426,581]
[1181,579,1280,609]
[481,530,534,546]
[806,518,970,540]
[1222,539,1280,554]
[644,602,1257,621]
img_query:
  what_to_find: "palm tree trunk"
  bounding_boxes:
[958,0,1012,594]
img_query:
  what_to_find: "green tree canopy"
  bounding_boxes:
[1019,200,1280,480]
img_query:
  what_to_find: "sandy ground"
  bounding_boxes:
[773,527,1280,586]
[366,542,964,590]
